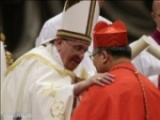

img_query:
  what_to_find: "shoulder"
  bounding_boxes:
[5,46,49,75]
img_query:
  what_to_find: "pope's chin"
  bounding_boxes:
[65,63,79,71]
[65,64,78,71]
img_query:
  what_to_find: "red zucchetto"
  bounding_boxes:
[93,21,128,48]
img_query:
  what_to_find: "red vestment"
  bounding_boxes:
[72,62,160,120]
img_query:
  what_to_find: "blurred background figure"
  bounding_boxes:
[132,0,160,89]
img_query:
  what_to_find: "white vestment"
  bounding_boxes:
[35,13,112,76]
[1,44,81,120]
[132,36,160,87]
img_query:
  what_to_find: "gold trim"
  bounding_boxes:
[135,71,150,120]
[80,67,89,80]
[57,29,91,42]
[5,51,14,67]
[5,53,76,82]
[57,1,97,43]
[86,0,96,36]
[0,32,6,42]
[0,33,14,67]
[50,100,65,119]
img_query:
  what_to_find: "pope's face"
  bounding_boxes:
[56,38,90,71]
[152,1,160,28]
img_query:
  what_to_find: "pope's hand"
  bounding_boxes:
[88,72,115,87]
[74,72,115,96]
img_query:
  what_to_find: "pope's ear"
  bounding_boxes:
[54,38,64,52]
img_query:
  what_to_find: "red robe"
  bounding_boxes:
[72,62,160,120]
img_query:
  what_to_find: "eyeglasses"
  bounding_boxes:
[64,40,88,54]
[89,51,99,60]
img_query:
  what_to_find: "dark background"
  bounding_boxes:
[1,0,154,58]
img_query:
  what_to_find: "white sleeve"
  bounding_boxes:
[148,75,159,88]
[132,51,160,77]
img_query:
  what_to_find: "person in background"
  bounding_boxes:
[71,21,160,120]
[132,0,160,89]
[1,1,114,120]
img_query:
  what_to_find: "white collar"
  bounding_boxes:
[45,43,65,69]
